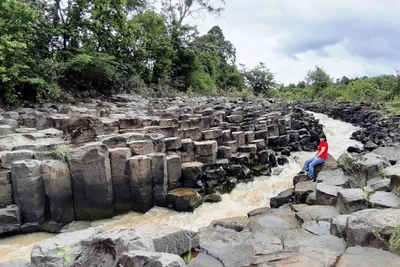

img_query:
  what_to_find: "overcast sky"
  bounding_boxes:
[192,0,400,84]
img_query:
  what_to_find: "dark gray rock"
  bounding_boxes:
[109,148,132,214]
[368,191,400,208]
[67,143,115,220]
[11,160,45,223]
[335,189,368,214]
[346,208,400,250]
[42,160,74,224]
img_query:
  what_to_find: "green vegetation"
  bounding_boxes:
[2,1,400,107]
[373,225,400,255]
[273,65,400,113]
[56,245,72,266]
[0,0,267,105]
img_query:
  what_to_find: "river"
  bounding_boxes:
[0,112,362,263]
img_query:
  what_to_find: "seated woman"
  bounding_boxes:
[298,133,328,180]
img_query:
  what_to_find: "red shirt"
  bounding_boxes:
[318,141,328,160]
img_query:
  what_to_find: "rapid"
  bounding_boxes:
[0,112,363,262]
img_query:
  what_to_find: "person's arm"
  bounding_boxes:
[316,147,326,158]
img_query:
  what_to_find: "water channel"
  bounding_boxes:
[0,112,362,262]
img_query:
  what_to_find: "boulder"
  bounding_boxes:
[164,137,182,150]
[0,259,30,267]
[129,140,155,155]
[372,146,400,164]
[270,188,293,208]
[0,125,16,136]
[346,208,400,250]
[0,169,12,208]
[67,143,115,220]
[31,228,104,267]
[316,184,342,206]
[42,160,74,224]
[335,189,368,214]
[294,181,316,204]
[63,116,103,142]
[11,160,45,223]
[317,168,350,187]
[181,162,203,188]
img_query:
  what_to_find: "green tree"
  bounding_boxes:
[0,0,58,104]
[305,65,331,97]
[242,62,276,96]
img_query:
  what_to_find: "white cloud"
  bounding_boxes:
[190,0,400,84]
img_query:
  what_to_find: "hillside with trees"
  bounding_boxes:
[1,0,400,112]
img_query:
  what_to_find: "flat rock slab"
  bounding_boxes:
[368,191,400,208]
[302,220,331,236]
[317,168,350,187]
[336,246,400,267]
[295,205,340,223]
[248,247,340,267]
[316,184,342,206]
[372,146,400,164]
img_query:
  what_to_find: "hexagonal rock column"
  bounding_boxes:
[167,155,182,190]
[11,160,45,223]
[194,141,217,165]
[126,155,153,213]
[0,204,21,235]
[181,162,204,188]
[67,144,115,221]
[42,160,74,224]
[0,169,12,208]
[63,116,103,143]
[109,148,132,214]
[166,188,203,212]
[149,153,168,207]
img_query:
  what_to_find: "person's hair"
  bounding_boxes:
[319,133,327,141]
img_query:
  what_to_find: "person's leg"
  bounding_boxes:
[300,157,314,173]
[308,158,326,179]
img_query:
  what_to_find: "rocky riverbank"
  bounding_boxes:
[1,95,324,238]
[1,96,400,266]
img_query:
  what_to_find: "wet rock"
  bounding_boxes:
[294,181,316,204]
[346,208,400,250]
[109,148,132,214]
[0,205,21,235]
[292,174,310,186]
[335,189,368,214]
[126,155,153,213]
[11,160,45,223]
[181,162,203,188]
[336,246,400,267]
[42,160,74,224]
[67,143,114,220]
[166,188,203,212]
[270,188,294,208]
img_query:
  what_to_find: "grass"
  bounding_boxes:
[54,143,70,161]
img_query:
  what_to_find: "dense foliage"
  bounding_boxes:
[0,0,258,104]
[1,0,400,107]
